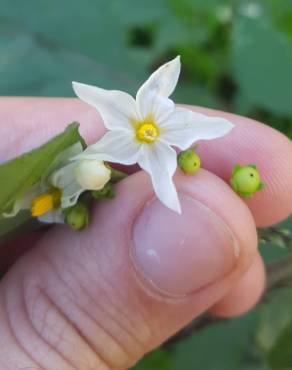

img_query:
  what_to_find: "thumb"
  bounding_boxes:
[0,170,257,370]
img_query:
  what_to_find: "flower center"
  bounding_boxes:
[136,123,159,143]
[31,188,62,217]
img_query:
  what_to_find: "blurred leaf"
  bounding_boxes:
[110,0,169,25]
[172,82,220,108]
[238,366,268,370]
[133,349,172,370]
[232,16,292,115]
[0,123,82,214]
[0,0,152,96]
[260,217,292,264]
[268,318,292,370]
[256,291,292,353]
[0,26,142,96]
[171,312,258,370]
[0,212,40,245]
[264,0,292,38]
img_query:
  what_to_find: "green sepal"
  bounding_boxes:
[91,182,115,200]
[240,192,253,198]
[230,177,238,192]
[231,164,242,176]
[258,182,266,191]
[109,167,128,183]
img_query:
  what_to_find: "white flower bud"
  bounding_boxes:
[74,160,111,191]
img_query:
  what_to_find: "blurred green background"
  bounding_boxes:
[1,0,292,369]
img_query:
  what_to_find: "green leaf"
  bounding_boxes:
[0,1,150,96]
[0,212,40,245]
[133,348,172,370]
[232,16,292,115]
[0,122,82,214]
[256,291,292,353]
[171,312,258,370]
[268,318,292,370]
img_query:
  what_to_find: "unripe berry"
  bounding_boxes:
[230,164,264,198]
[178,149,201,174]
[64,202,90,230]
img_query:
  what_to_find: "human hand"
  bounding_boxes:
[0,97,291,370]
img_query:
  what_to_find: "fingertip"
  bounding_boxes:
[210,252,266,318]
[192,107,292,226]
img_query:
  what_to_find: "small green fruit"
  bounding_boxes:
[178,149,201,174]
[230,164,264,197]
[91,182,115,200]
[64,202,90,230]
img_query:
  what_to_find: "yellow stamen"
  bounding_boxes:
[31,188,61,217]
[134,116,159,144]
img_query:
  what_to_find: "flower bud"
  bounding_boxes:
[178,149,201,174]
[75,160,111,191]
[92,182,115,200]
[64,202,90,230]
[230,164,264,197]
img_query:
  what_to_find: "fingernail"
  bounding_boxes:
[132,195,239,296]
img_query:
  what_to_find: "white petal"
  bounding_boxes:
[138,90,175,123]
[38,209,64,224]
[138,142,181,213]
[160,107,234,150]
[73,82,137,131]
[50,162,78,189]
[50,162,85,208]
[136,56,180,119]
[74,130,141,165]
[61,185,84,209]
[42,143,83,188]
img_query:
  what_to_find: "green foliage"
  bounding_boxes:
[171,313,258,370]
[1,0,292,136]
[135,313,258,370]
[257,291,292,353]
[232,16,292,116]
[133,349,173,370]
[268,318,292,370]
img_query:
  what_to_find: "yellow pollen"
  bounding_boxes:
[136,123,159,143]
[31,188,62,217]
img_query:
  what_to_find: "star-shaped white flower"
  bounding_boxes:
[73,56,234,213]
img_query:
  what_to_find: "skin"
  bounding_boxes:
[0,98,291,369]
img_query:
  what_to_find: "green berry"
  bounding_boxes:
[178,149,201,174]
[64,202,90,230]
[230,164,264,197]
[91,182,115,200]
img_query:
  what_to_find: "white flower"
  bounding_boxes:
[51,156,111,209]
[3,143,111,223]
[72,56,234,213]
[74,160,111,191]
